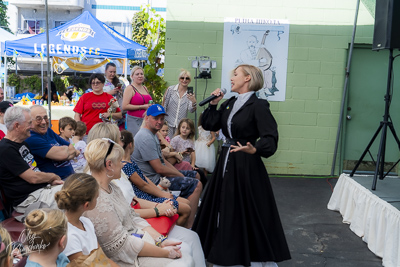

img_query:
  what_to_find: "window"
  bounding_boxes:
[55,21,67,28]
[24,20,45,34]
[110,22,130,37]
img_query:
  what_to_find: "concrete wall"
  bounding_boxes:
[164,0,375,175]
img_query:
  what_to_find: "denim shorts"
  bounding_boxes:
[167,173,198,199]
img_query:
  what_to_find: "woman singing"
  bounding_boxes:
[192,64,290,267]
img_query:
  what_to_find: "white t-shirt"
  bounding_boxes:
[112,170,136,204]
[0,123,7,135]
[63,217,98,256]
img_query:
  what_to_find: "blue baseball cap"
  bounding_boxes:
[146,104,168,117]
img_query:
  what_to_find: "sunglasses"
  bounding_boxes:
[179,77,190,81]
[35,116,49,123]
[91,81,103,85]
[102,138,117,167]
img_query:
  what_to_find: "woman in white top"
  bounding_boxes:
[162,69,197,139]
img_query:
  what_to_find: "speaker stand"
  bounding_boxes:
[349,49,400,190]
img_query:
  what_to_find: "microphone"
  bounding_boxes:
[199,88,227,107]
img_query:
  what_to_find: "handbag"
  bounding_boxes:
[131,202,179,235]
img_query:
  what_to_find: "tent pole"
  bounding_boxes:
[330,0,361,175]
[4,55,7,100]
[125,58,128,78]
[45,0,52,123]
[41,60,44,96]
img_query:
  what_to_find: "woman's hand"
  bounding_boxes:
[174,152,183,163]
[230,142,257,155]
[162,245,182,259]
[209,88,225,105]
[142,103,152,110]
[161,239,182,248]
[157,201,177,217]
[187,93,197,103]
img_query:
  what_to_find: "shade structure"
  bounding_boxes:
[4,11,147,60]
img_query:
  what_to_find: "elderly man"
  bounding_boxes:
[25,105,78,179]
[132,104,202,228]
[0,106,63,214]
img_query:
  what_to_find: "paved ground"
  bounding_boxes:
[271,177,382,267]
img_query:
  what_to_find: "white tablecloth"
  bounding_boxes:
[328,174,400,267]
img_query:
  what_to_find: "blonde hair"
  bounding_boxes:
[178,69,191,80]
[55,173,99,212]
[87,123,120,143]
[24,209,67,251]
[175,118,195,141]
[130,66,144,80]
[234,64,264,92]
[85,138,124,173]
[0,227,12,267]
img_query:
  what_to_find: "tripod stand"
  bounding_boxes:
[350,48,400,190]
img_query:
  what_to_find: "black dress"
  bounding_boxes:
[192,94,291,266]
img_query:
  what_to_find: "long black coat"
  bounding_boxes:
[193,94,291,266]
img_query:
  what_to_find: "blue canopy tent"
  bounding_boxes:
[3,11,147,99]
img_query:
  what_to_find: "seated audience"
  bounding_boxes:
[0,106,63,215]
[0,101,13,140]
[58,116,77,142]
[83,138,191,266]
[70,121,87,173]
[158,122,191,170]
[55,173,118,266]
[25,105,78,179]
[86,123,206,267]
[24,209,69,267]
[132,104,202,228]
[121,129,191,227]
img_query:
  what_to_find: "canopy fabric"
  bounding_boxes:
[52,57,124,73]
[0,28,18,56]
[4,11,147,60]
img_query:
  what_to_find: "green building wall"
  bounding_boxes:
[164,0,375,175]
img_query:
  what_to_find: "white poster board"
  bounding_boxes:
[221,18,290,101]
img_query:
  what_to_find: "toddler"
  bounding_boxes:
[70,121,87,173]
[58,116,77,142]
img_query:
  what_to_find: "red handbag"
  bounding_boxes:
[131,202,179,235]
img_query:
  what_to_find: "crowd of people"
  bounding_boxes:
[0,63,290,267]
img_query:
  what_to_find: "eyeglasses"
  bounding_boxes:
[179,77,190,81]
[102,138,116,167]
[91,81,103,86]
[35,116,49,123]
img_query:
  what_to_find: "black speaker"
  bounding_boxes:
[373,0,400,50]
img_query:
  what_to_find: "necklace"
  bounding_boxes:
[100,184,111,194]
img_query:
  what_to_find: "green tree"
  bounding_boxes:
[131,6,166,104]
[0,0,12,33]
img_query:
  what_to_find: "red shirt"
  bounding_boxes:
[0,130,5,140]
[73,92,121,134]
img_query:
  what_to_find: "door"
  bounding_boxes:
[343,46,400,173]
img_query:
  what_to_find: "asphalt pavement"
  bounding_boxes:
[271,177,382,267]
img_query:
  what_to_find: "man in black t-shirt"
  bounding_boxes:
[0,106,63,213]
